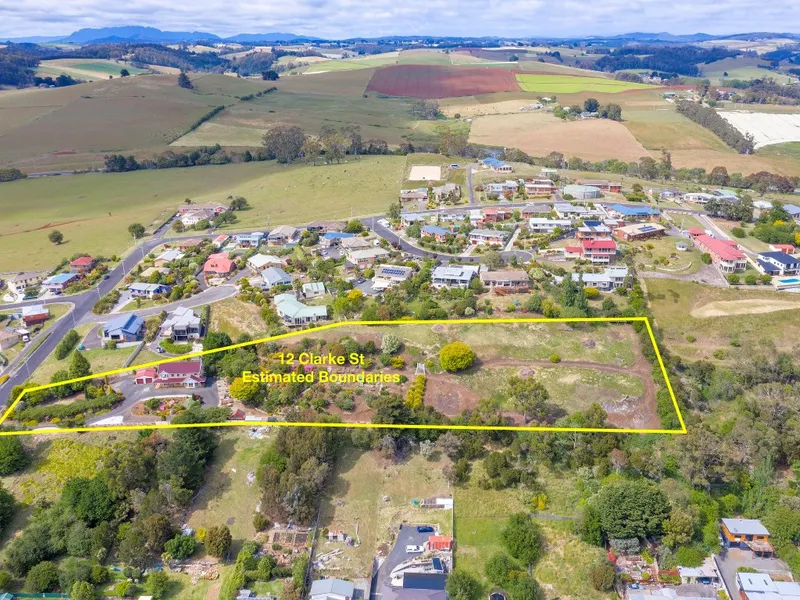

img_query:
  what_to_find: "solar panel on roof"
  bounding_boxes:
[382,268,407,276]
[639,225,656,232]
[432,558,443,571]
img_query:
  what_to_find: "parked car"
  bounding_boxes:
[450,163,459,168]
[406,545,424,553]
[416,525,434,533]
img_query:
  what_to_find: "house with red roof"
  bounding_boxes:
[693,234,747,273]
[581,239,617,264]
[69,256,97,274]
[427,535,453,551]
[135,361,206,388]
[769,243,796,254]
[203,253,235,276]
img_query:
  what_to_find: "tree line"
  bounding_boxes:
[676,100,755,153]
[593,45,738,76]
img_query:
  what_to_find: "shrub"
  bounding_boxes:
[700,253,712,265]
[731,227,746,238]
[588,559,616,591]
[0,437,28,475]
[549,354,561,363]
[727,274,740,285]
[55,329,80,359]
[253,513,270,532]
[159,339,193,354]
[584,287,601,300]
[405,375,427,409]
[686,335,696,343]
[439,342,476,372]
[675,545,706,567]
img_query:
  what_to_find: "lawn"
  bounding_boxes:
[318,448,452,580]
[646,278,800,361]
[0,156,404,271]
[454,461,607,600]
[186,429,268,555]
[515,74,655,93]
[28,332,141,385]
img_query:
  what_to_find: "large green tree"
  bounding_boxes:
[445,570,481,600]
[0,437,28,475]
[594,479,671,539]
[502,513,543,571]
[205,525,232,558]
[507,376,549,422]
[0,482,15,534]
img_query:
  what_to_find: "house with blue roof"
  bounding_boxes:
[321,231,355,248]
[713,189,739,200]
[784,204,800,222]
[103,314,145,342]
[606,203,660,221]
[481,157,513,173]
[43,272,80,293]
[757,251,800,276]
[130,282,171,299]
[421,225,454,242]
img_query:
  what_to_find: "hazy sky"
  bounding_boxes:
[2,0,798,39]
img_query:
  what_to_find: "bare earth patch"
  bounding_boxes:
[691,299,800,318]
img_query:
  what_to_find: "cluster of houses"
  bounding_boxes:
[41,255,102,294]
[101,306,203,345]
[0,305,49,354]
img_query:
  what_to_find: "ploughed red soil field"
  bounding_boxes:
[366,64,521,98]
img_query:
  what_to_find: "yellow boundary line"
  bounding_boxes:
[0,317,686,436]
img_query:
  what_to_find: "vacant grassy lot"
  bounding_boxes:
[626,235,704,275]
[623,107,732,152]
[186,429,268,554]
[31,341,141,385]
[0,156,404,271]
[0,74,274,172]
[305,53,400,73]
[515,74,655,93]
[318,447,452,580]
[172,87,416,147]
[647,278,800,360]
[469,111,651,162]
[36,59,148,81]
[208,297,269,340]
[454,461,607,600]
[701,57,794,85]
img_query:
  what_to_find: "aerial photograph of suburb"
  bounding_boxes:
[3,0,800,598]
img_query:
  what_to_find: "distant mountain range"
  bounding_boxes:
[2,25,322,44]
[2,25,799,46]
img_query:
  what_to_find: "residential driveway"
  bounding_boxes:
[89,377,220,424]
[370,525,434,600]
[716,547,791,596]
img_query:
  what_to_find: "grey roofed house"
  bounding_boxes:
[382,573,448,600]
[261,267,293,289]
[161,306,203,340]
[572,267,629,290]
[309,578,355,600]
[721,518,770,537]
[431,265,479,288]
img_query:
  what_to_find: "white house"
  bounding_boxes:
[431,265,479,289]
[309,579,354,600]
[302,282,327,298]
[274,293,328,326]
[247,254,282,273]
[528,218,572,233]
